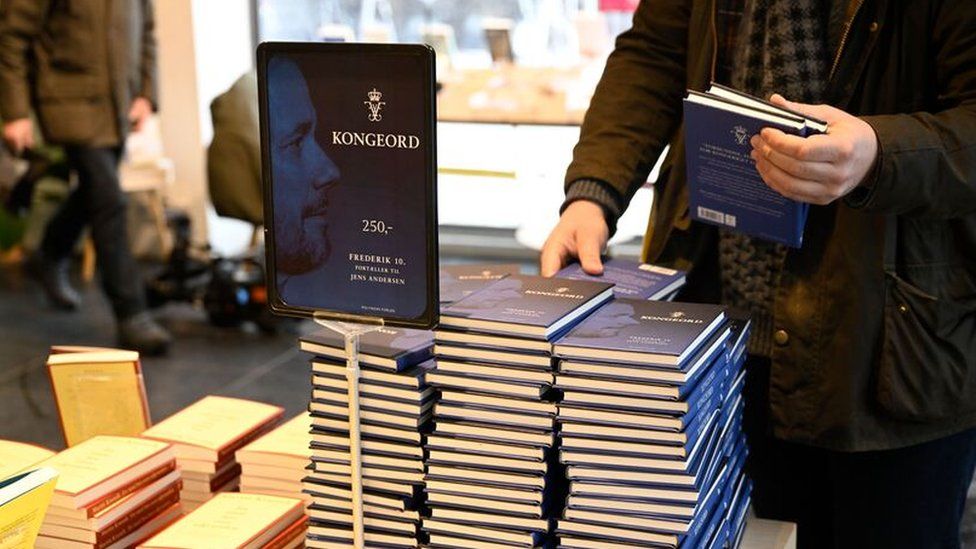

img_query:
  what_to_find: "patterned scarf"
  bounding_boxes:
[718,0,829,356]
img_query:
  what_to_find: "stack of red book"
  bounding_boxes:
[34,436,183,549]
[141,396,284,512]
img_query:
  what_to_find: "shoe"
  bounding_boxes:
[26,252,81,310]
[118,312,172,356]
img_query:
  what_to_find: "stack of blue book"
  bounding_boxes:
[556,259,686,301]
[551,300,752,548]
[299,327,435,549]
[422,274,614,549]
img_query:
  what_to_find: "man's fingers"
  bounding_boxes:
[759,128,845,163]
[577,231,604,276]
[752,136,838,182]
[540,240,570,277]
[753,151,834,205]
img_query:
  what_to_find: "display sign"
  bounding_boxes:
[258,43,439,329]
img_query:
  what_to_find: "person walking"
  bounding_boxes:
[0,0,172,355]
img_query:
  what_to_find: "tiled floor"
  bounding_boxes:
[2,258,974,547]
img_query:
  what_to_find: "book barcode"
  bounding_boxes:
[698,207,727,224]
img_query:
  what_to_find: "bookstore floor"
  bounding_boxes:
[0,263,967,548]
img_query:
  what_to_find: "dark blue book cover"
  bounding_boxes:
[553,299,726,367]
[301,326,433,370]
[439,263,521,305]
[556,258,686,300]
[440,274,614,340]
[683,93,816,247]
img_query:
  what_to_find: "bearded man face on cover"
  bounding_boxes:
[268,56,341,276]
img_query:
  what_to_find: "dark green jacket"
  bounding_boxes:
[566,0,976,451]
[0,0,157,146]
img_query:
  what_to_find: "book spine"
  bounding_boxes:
[84,460,177,518]
[94,481,182,547]
[262,517,309,549]
[216,414,283,463]
[208,462,243,491]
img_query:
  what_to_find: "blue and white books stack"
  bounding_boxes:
[422,274,614,549]
[705,312,753,549]
[551,299,753,548]
[440,263,522,306]
[300,326,436,549]
[556,259,686,301]
[684,83,827,248]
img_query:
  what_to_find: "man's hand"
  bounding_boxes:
[2,118,34,155]
[128,97,154,132]
[750,94,879,205]
[540,200,609,277]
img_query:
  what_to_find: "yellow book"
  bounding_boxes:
[138,492,304,549]
[35,436,173,510]
[47,346,151,447]
[142,396,284,463]
[0,467,58,549]
[237,413,310,466]
[0,441,55,482]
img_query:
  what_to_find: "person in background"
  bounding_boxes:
[0,0,171,355]
[541,1,976,547]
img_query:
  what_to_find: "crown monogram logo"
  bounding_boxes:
[731,125,749,146]
[365,88,385,122]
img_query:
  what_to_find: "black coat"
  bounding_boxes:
[566,0,976,451]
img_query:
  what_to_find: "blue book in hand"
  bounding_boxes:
[683,84,828,248]
[439,274,614,340]
[556,258,687,300]
[553,299,726,368]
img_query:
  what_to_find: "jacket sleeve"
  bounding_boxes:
[140,0,159,108]
[854,3,976,219]
[564,0,690,211]
[0,0,49,121]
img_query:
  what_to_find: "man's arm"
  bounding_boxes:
[0,0,48,121]
[752,3,976,219]
[0,0,49,153]
[564,0,690,215]
[541,0,690,276]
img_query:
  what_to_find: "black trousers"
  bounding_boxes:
[41,146,146,319]
[743,356,976,549]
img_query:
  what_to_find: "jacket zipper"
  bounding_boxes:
[828,0,865,82]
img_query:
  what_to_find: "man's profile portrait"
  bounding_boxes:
[267,56,341,285]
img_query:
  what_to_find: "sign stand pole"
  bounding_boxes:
[314,314,384,549]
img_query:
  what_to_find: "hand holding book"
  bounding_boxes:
[751,94,879,206]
